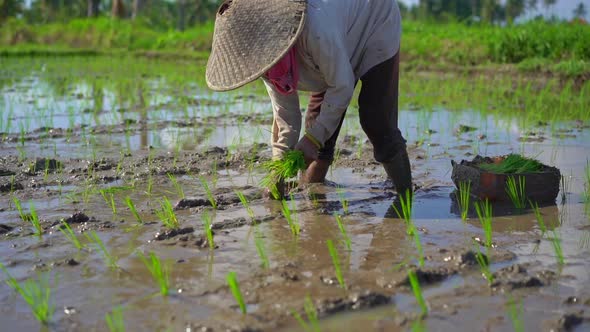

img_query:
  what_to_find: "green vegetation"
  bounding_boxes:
[550,230,565,266]
[167,173,185,199]
[336,187,349,214]
[506,176,527,210]
[124,197,142,225]
[84,231,118,270]
[392,189,413,228]
[235,190,254,219]
[226,271,247,314]
[202,211,214,250]
[58,221,84,250]
[530,201,547,235]
[291,295,320,332]
[506,296,524,332]
[261,151,306,193]
[155,197,179,229]
[0,263,53,325]
[334,214,352,251]
[474,244,494,285]
[105,306,125,332]
[458,181,471,221]
[199,176,217,209]
[475,199,493,248]
[407,270,427,317]
[254,231,270,269]
[478,154,544,174]
[137,251,170,296]
[326,239,346,289]
[281,199,300,236]
[584,160,590,201]
[27,201,42,238]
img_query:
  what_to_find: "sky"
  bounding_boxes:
[398,0,590,20]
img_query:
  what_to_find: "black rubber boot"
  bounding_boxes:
[382,150,413,197]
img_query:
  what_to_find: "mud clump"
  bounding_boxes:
[396,267,458,287]
[27,158,62,174]
[316,291,390,317]
[491,264,554,290]
[0,224,14,234]
[549,311,585,332]
[175,197,213,210]
[212,215,276,231]
[154,227,195,241]
[445,250,488,267]
[0,179,24,192]
[63,212,91,225]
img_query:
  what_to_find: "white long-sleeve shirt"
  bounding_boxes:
[263,0,401,157]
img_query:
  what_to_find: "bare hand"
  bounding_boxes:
[294,136,319,165]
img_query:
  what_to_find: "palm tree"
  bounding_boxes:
[573,2,587,19]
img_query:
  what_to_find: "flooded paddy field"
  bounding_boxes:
[1,56,589,331]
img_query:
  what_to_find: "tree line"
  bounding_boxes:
[1,0,587,29]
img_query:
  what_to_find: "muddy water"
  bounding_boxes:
[1,57,589,331]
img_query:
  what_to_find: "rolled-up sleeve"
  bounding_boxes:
[263,79,302,158]
[304,28,355,145]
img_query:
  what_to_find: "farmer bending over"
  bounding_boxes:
[206,0,412,198]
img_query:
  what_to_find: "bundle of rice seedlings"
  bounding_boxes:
[260,150,306,190]
[478,154,544,174]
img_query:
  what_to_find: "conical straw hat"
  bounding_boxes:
[206,0,307,91]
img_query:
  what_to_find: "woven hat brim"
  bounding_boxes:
[206,0,307,92]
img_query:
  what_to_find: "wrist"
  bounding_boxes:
[304,132,322,149]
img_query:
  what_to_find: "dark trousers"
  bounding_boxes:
[305,52,406,163]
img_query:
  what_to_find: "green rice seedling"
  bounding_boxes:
[336,187,349,214]
[100,190,117,216]
[506,176,526,210]
[105,306,125,332]
[0,263,53,324]
[550,230,564,266]
[458,181,471,221]
[291,295,320,332]
[326,239,346,289]
[137,251,170,296]
[202,211,215,250]
[146,174,154,196]
[199,176,217,209]
[407,270,427,317]
[474,199,493,248]
[281,199,300,236]
[84,231,118,270]
[411,319,426,332]
[235,190,254,219]
[58,221,83,250]
[26,201,42,238]
[254,231,270,269]
[392,189,413,228]
[334,214,351,251]
[560,174,571,204]
[506,296,524,332]
[529,200,547,236]
[155,197,179,229]
[12,196,27,221]
[260,150,306,192]
[474,244,493,285]
[407,223,425,267]
[124,197,142,224]
[478,154,543,174]
[167,173,185,199]
[226,271,247,314]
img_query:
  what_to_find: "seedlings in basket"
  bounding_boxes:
[58,221,84,250]
[0,263,54,325]
[199,176,217,209]
[474,199,493,248]
[124,197,142,224]
[235,190,254,219]
[226,271,247,314]
[334,214,351,251]
[105,306,125,332]
[506,176,526,210]
[137,251,170,296]
[326,239,346,289]
[291,295,320,332]
[281,199,300,236]
[478,154,543,174]
[260,150,306,193]
[155,197,179,229]
[407,270,427,317]
[84,231,119,270]
[458,181,471,221]
[202,211,215,250]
